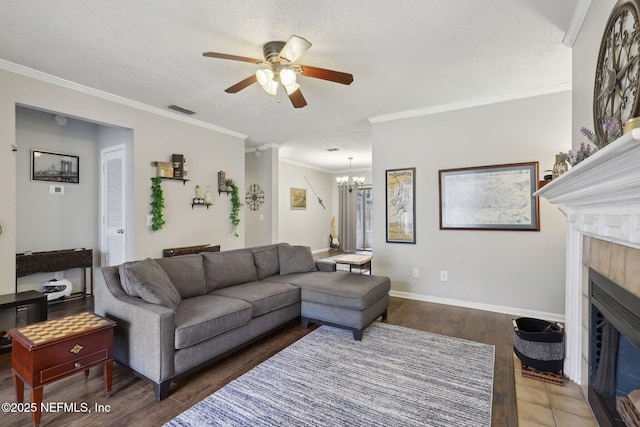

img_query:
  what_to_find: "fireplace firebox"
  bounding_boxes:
[589,268,640,427]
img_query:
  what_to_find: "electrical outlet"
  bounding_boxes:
[412,268,419,278]
[146,215,153,226]
[440,270,449,282]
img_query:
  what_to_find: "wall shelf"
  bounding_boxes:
[192,202,212,209]
[150,161,189,185]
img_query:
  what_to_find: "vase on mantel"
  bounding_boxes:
[552,154,568,179]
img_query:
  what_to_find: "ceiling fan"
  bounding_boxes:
[203,35,353,108]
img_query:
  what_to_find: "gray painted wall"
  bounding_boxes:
[372,91,571,316]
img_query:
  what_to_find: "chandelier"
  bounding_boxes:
[336,157,365,193]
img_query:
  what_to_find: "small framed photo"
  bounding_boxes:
[290,188,307,210]
[386,167,416,244]
[439,162,539,231]
[31,149,79,183]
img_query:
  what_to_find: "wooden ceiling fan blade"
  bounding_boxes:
[287,88,307,108]
[278,35,312,63]
[300,65,354,85]
[225,75,258,93]
[203,52,261,64]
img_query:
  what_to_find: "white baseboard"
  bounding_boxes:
[389,290,565,323]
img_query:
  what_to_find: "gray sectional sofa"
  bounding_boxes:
[94,243,390,400]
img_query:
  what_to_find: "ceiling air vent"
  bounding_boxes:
[168,105,196,115]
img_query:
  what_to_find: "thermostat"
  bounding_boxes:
[49,185,64,195]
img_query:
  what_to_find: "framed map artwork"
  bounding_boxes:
[385,168,416,243]
[439,162,539,231]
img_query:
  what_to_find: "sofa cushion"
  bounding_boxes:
[119,258,182,310]
[203,251,259,292]
[174,294,252,349]
[277,271,390,310]
[211,281,300,317]
[278,245,317,275]
[253,247,280,280]
[155,254,207,299]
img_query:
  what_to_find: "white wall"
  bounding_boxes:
[278,161,334,250]
[372,91,571,317]
[0,67,246,308]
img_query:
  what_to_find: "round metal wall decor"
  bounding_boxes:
[594,0,640,143]
[245,184,265,211]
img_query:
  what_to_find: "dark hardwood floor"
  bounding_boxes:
[1,294,517,426]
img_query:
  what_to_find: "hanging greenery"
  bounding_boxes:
[226,179,242,237]
[150,177,166,231]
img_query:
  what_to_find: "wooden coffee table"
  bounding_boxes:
[9,312,115,426]
[335,254,372,274]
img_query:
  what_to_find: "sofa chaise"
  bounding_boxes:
[94,243,390,400]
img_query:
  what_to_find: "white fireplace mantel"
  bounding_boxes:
[534,129,640,384]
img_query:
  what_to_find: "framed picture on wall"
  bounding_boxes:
[290,187,307,210]
[385,167,416,243]
[438,161,539,231]
[31,149,80,183]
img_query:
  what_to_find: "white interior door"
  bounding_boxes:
[101,144,127,266]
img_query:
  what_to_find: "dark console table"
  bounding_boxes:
[0,290,47,324]
[16,248,93,296]
[162,244,220,257]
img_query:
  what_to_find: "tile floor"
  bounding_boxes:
[514,354,598,426]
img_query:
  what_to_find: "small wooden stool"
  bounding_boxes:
[10,312,115,426]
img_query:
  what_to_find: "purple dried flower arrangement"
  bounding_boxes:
[560,118,622,166]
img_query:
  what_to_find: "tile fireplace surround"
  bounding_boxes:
[535,129,640,402]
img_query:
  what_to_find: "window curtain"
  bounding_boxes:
[338,186,357,251]
[356,187,373,250]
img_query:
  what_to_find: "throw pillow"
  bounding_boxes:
[279,245,317,275]
[202,251,259,291]
[120,258,182,310]
[253,247,280,280]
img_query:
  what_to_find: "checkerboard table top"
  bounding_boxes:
[10,311,115,347]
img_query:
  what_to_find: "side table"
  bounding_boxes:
[9,312,115,426]
[335,254,373,274]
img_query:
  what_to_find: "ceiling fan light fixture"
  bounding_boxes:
[263,79,278,96]
[279,67,297,86]
[256,68,273,86]
[284,82,300,95]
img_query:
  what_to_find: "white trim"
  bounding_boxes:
[279,158,334,174]
[562,0,592,48]
[245,143,280,154]
[332,167,372,175]
[368,83,572,124]
[0,59,248,140]
[535,130,640,385]
[389,290,565,323]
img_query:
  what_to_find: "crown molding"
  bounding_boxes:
[0,59,248,140]
[562,0,592,48]
[279,158,334,174]
[368,82,572,124]
[245,143,280,154]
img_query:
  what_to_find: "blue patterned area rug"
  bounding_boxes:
[165,322,495,427]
